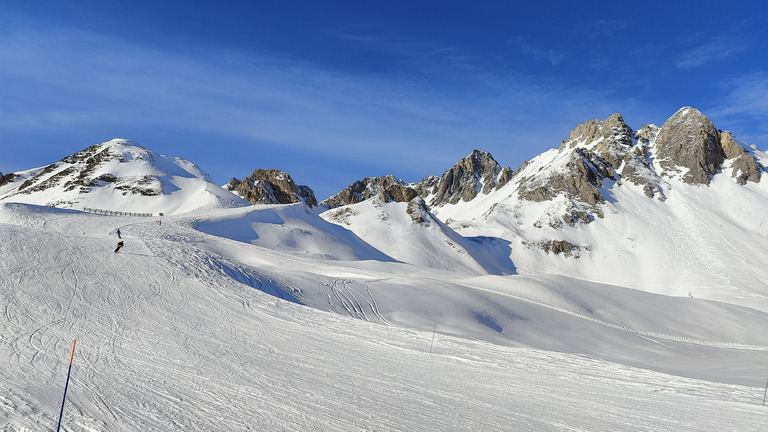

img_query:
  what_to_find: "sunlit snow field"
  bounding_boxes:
[1,203,767,431]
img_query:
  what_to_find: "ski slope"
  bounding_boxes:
[1,203,768,431]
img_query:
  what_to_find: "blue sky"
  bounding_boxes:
[2,1,767,199]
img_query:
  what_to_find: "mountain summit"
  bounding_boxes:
[321,149,512,209]
[0,139,248,215]
[226,169,318,207]
[655,106,762,185]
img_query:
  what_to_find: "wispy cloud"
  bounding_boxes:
[0,24,633,197]
[706,72,768,146]
[676,36,744,69]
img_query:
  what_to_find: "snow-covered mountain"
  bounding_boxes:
[0,139,249,215]
[425,107,768,308]
[2,106,768,430]
[321,196,516,275]
[313,106,768,311]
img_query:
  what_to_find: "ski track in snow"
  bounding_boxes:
[1,205,768,431]
[318,279,393,325]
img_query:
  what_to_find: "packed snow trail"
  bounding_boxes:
[2,204,768,431]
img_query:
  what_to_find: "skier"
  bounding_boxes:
[114,241,124,253]
[116,229,122,239]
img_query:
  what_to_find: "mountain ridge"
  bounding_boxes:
[2,107,768,430]
[0,138,249,214]
[0,107,766,290]
[1,107,764,216]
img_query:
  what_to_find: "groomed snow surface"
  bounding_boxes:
[1,203,767,431]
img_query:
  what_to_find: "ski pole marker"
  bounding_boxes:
[69,339,76,365]
[56,339,77,432]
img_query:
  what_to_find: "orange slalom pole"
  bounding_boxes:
[69,339,76,365]
[56,340,76,432]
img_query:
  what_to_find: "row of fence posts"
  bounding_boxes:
[83,207,161,217]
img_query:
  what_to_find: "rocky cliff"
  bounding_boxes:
[426,150,512,207]
[515,113,656,225]
[0,172,14,187]
[322,150,512,209]
[655,107,725,185]
[226,169,318,207]
[655,106,762,185]
[511,107,764,227]
[320,175,417,208]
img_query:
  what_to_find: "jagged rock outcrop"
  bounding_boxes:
[227,169,317,207]
[322,150,513,210]
[0,172,15,187]
[517,114,633,224]
[515,113,675,226]
[719,131,762,184]
[520,149,615,206]
[321,175,417,208]
[655,107,763,185]
[564,113,664,198]
[655,107,726,185]
[513,107,765,229]
[406,197,431,224]
[427,150,512,206]
[561,113,634,151]
[323,150,512,209]
[523,239,589,258]
[626,125,666,198]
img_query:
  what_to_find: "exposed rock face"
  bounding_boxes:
[561,113,634,151]
[517,114,635,224]
[0,139,248,213]
[428,150,512,206]
[0,172,15,187]
[624,124,666,199]
[323,150,512,209]
[635,124,659,146]
[520,149,614,206]
[512,107,765,229]
[719,131,762,184]
[655,107,726,185]
[515,113,673,226]
[654,107,763,185]
[523,239,588,258]
[227,169,317,207]
[565,114,661,195]
[8,141,163,197]
[321,175,417,208]
[406,197,431,224]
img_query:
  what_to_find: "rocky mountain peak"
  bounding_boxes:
[654,106,726,185]
[321,175,417,208]
[514,112,671,227]
[227,169,318,207]
[5,139,166,200]
[0,139,247,213]
[427,149,512,207]
[561,112,633,150]
[717,131,763,185]
[321,150,512,210]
